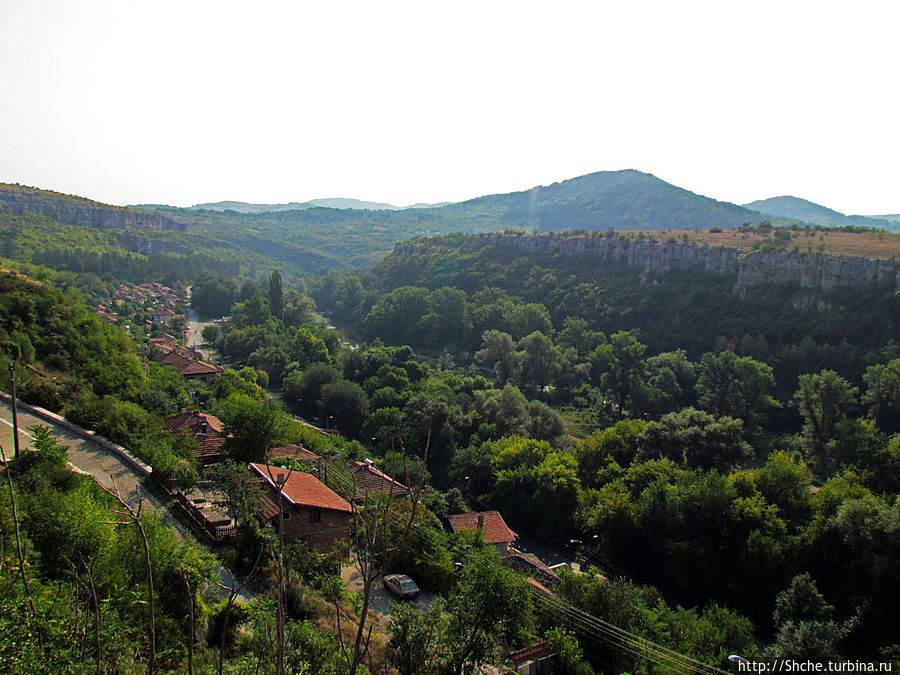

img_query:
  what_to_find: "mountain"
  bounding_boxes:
[188,198,401,213]
[435,169,764,232]
[184,197,450,213]
[744,196,899,231]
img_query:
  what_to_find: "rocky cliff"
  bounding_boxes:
[0,185,185,232]
[480,232,900,292]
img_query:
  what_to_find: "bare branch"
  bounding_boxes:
[0,441,38,639]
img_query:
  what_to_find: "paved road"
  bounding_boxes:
[0,400,251,601]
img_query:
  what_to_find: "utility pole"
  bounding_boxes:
[6,347,20,459]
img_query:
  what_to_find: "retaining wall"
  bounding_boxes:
[0,390,152,476]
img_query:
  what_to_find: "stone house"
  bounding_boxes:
[251,463,352,553]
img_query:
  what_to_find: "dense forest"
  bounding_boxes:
[2,211,899,672]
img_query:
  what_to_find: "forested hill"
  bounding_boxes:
[436,169,763,231]
[1,171,791,278]
[745,195,899,232]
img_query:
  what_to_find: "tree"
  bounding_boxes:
[218,393,288,462]
[646,348,697,412]
[544,626,595,675]
[388,599,449,675]
[696,350,778,429]
[318,379,369,437]
[794,370,858,462]
[755,451,813,527]
[862,358,900,432]
[558,316,604,360]
[516,330,561,394]
[589,330,649,415]
[201,323,220,344]
[475,329,521,385]
[575,419,647,487]
[445,547,534,674]
[268,270,284,321]
[474,384,530,438]
[637,407,750,471]
[773,573,833,627]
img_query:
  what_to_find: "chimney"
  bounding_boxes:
[476,514,485,527]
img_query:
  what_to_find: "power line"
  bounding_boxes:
[275,458,729,675]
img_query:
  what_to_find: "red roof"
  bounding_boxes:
[510,640,553,666]
[269,444,321,463]
[164,411,224,434]
[526,577,556,598]
[250,464,352,513]
[163,411,227,461]
[446,511,517,545]
[178,360,222,376]
[346,460,409,499]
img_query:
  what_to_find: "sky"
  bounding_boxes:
[1,1,898,215]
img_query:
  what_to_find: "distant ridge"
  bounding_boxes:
[187,197,448,213]
[744,195,898,231]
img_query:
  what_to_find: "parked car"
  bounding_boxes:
[383,574,420,599]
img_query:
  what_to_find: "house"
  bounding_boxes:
[251,463,352,553]
[343,459,410,502]
[446,510,517,556]
[151,344,223,383]
[269,444,321,465]
[163,411,227,465]
[152,308,176,324]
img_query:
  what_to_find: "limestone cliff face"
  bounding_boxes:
[0,186,185,232]
[479,233,900,291]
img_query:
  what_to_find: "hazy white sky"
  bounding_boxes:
[1,1,898,214]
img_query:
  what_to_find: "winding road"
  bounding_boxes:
[1,399,252,601]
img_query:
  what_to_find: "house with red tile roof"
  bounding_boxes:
[152,308,176,324]
[447,510,518,556]
[163,411,227,465]
[151,342,223,383]
[269,444,321,464]
[343,459,410,502]
[250,463,352,553]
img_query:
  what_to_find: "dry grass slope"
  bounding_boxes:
[620,228,900,260]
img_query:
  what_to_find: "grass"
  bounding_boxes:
[619,228,900,260]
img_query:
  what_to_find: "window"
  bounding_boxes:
[282,509,291,520]
[309,508,322,523]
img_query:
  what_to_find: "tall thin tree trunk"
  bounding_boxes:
[0,443,37,629]
[181,567,194,675]
[81,559,102,675]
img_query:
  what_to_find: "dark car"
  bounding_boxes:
[383,574,420,600]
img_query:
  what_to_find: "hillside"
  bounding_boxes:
[744,195,899,231]
[437,169,766,231]
[334,227,899,360]
[3,172,893,284]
